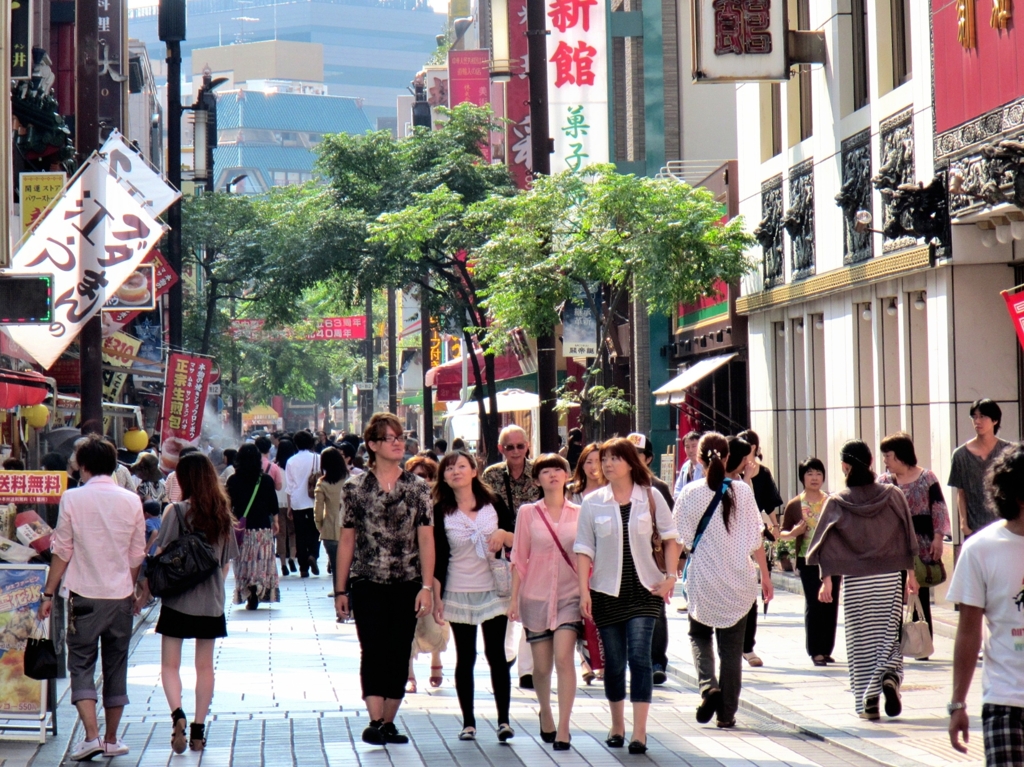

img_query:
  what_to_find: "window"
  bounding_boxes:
[796,0,812,141]
[760,83,783,161]
[891,0,912,85]
[851,0,869,110]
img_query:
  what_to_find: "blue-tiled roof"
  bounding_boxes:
[216,89,373,135]
[213,144,319,190]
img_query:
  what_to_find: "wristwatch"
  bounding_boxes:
[947,702,968,715]
[40,593,53,602]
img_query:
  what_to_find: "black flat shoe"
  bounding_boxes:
[539,714,556,743]
[823,655,836,663]
[605,734,625,748]
[288,558,297,573]
[380,722,409,744]
[696,688,722,724]
[628,740,647,754]
[309,557,320,576]
[497,723,514,742]
[361,719,385,745]
[553,739,571,751]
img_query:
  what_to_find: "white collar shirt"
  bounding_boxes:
[285,450,318,509]
[674,459,705,496]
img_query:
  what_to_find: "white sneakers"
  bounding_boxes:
[69,736,130,761]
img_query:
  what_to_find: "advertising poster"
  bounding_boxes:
[159,354,213,474]
[19,173,67,231]
[102,264,156,312]
[0,565,47,719]
[0,473,66,505]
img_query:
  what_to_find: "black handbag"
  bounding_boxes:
[146,503,219,598]
[23,623,58,680]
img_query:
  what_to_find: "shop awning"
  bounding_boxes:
[0,369,50,409]
[653,353,737,405]
[445,389,540,417]
[426,350,527,402]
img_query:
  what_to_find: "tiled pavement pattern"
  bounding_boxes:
[15,565,980,767]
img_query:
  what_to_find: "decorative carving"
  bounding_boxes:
[875,111,916,252]
[948,136,1024,216]
[870,171,950,251]
[783,161,815,281]
[755,175,784,289]
[836,130,872,265]
[935,95,1024,160]
[992,0,1011,29]
[958,0,976,47]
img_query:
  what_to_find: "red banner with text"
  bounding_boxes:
[159,353,213,474]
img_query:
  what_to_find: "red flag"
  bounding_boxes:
[1001,287,1024,351]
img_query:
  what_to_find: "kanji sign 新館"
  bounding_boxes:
[692,0,788,82]
[546,0,609,173]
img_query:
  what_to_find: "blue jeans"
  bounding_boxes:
[598,616,656,703]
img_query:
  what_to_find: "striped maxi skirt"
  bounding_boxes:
[842,572,903,713]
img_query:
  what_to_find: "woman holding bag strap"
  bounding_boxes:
[226,444,280,610]
[508,454,581,751]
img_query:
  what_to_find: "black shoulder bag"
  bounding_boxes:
[146,503,220,598]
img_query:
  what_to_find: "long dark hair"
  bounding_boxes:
[433,450,498,515]
[233,443,263,485]
[725,437,752,474]
[320,447,348,484]
[699,432,735,532]
[176,453,235,545]
[275,438,297,469]
[841,440,875,486]
[599,437,653,487]
[569,442,602,496]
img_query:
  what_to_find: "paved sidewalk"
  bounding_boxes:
[24,569,891,767]
[663,574,984,767]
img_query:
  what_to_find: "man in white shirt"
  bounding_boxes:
[947,443,1024,764]
[286,430,321,577]
[38,435,146,761]
[673,431,705,497]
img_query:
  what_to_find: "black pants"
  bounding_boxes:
[450,616,511,728]
[651,605,668,668]
[743,600,758,654]
[351,580,420,700]
[292,508,320,573]
[797,558,841,657]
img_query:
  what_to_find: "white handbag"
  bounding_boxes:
[900,594,934,659]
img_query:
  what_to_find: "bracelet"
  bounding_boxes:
[420,585,432,592]
[40,593,53,602]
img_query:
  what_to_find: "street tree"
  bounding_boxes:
[474,165,755,440]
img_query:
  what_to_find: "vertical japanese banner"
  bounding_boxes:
[546,0,609,172]
[10,0,32,80]
[448,50,493,162]
[1001,287,1024,353]
[96,0,127,136]
[159,353,213,474]
[506,0,532,188]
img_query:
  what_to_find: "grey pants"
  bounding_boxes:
[67,593,133,707]
[688,614,747,723]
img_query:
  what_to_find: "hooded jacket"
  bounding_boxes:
[805,483,916,578]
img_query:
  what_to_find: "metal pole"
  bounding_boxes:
[166,40,183,351]
[77,0,103,434]
[341,379,349,434]
[362,292,373,426]
[387,287,398,414]
[420,304,433,444]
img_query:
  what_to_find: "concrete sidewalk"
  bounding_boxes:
[663,573,984,767]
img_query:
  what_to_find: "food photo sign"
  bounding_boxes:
[0,564,49,741]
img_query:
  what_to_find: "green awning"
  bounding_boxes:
[402,392,422,406]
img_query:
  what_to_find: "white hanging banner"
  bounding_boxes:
[546,0,609,173]
[99,129,181,217]
[4,154,166,369]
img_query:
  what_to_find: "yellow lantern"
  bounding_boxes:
[23,404,50,429]
[123,429,149,453]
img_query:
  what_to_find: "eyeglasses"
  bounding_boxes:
[501,443,527,451]
[371,434,401,444]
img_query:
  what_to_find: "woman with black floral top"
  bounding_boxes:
[334,413,436,747]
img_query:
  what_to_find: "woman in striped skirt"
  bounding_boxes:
[806,440,919,720]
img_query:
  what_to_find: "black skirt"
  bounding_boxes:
[156,605,228,639]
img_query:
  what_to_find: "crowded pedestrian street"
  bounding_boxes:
[7,565,982,767]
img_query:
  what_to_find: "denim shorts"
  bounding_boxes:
[525,621,583,643]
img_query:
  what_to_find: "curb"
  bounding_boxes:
[28,603,157,767]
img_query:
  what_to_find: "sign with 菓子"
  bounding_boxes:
[546,0,609,173]
[692,0,788,82]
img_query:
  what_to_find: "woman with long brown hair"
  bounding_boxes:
[136,452,238,754]
[569,443,604,504]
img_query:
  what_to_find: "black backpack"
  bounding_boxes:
[146,503,220,598]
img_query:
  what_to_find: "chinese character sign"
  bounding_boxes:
[693,0,787,81]
[546,0,609,173]
[228,317,367,341]
[0,472,67,504]
[506,0,532,188]
[10,0,31,80]
[96,0,127,135]
[160,354,213,471]
[20,172,67,230]
[448,50,493,162]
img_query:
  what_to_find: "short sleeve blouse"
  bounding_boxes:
[511,500,581,632]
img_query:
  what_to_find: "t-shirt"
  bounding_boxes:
[948,439,1012,532]
[945,521,1024,708]
[145,516,161,556]
[798,493,824,558]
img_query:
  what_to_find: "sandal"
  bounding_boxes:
[406,677,418,694]
[189,722,206,752]
[171,708,187,754]
[429,665,443,688]
[458,726,476,741]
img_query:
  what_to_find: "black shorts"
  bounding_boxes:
[525,621,583,643]
[156,605,227,639]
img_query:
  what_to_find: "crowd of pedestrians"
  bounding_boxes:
[33,395,1024,764]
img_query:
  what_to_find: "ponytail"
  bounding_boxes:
[698,432,734,532]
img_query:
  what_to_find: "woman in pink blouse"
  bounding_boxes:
[509,454,581,751]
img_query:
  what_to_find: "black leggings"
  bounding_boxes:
[450,616,511,729]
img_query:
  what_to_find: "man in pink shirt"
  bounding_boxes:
[38,435,147,761]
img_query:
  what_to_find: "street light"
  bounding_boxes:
[191,73,229,189]
[226,173,248,192]
[489,0,512,81]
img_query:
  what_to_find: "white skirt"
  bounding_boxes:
[442,589,510,625]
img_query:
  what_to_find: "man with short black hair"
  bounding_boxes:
[37,435,146,761]
[433,439,448,460]
[286,430,321,576]
[673,431,705,496]
[949,398,1012,537]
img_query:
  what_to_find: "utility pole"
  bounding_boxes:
[362,292,373,427]
[525,0,559,452]
[160,0,185,351]
[387,287,398,414]
[77,0,102,434]
[420,297,433,444]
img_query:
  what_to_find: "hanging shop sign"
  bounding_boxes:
[1002,285,1024,352]
[692,0,789,82]
[20,172,66,231]
[228,316,367,342]
[506,0,532,188]
[546,0,609,172]
[102,264,155,311]
[449,50,493,161]
[0,472,66,505]
[10,0,32,80]
[99,130,181,217]
[562,301,598,358]
[96,0,127,137]
[159,353,213,474]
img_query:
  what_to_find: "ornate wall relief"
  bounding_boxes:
[784,160,815,281]
[875,109,916,252]
[755,175,784,289]
[836,130,872,265]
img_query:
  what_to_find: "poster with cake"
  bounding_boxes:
[102,264,156,312]
[0,565,47,718]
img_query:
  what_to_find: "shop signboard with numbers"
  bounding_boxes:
[546,0,609,173]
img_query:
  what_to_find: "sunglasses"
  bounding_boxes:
[501,443,527,451]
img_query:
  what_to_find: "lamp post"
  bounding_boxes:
[160,0,186,352]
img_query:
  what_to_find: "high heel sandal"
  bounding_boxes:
[189,722,206,752]
[429,665,443,688]
[170,708,187,754]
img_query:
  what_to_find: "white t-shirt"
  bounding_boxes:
[945,520,1024,708]
[674,478,761,629]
